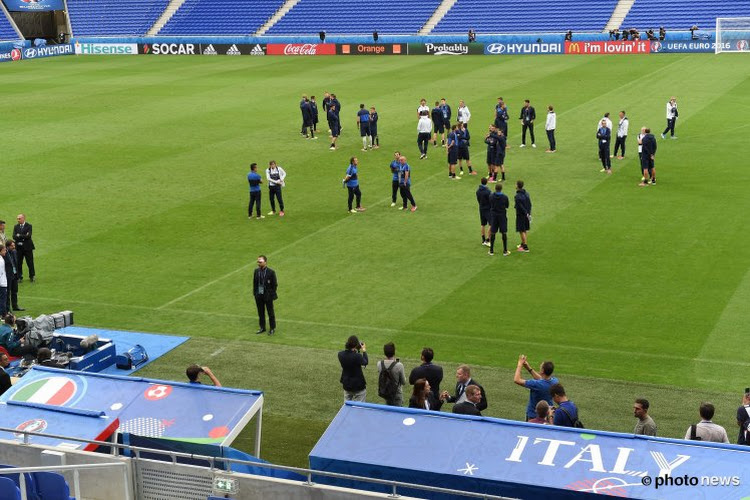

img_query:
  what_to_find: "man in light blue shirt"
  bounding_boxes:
[343,157,365,214]
[514,354,558,421]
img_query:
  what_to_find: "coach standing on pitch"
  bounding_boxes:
[519,100,536,148]
[597,120,612,174]
[265,161,286,217]
[398,155,417,212]
[344,157,365,213]
[253,255,277,335]
[13,214,35,282]
[639,128,657,186]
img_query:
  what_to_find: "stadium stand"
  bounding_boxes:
[622,0,750,31]
[66,0,171,36]
[159,0,284,36]
[433,0,619,33]
[267,0,442,35]
[0,10,18,40]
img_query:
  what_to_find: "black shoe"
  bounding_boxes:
[256,328,266,334]
[30,277,35,282]
[268,329,275,336]
[13,307,25,311]
[17,277,23,282]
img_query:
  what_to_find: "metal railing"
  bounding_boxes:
[0,462,130,500]
[0,426,517,500]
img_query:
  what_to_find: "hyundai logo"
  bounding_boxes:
[486,43,506,54]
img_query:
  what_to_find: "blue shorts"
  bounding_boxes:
[360,124,371,137]
[447,149,458,164]
[480,209,491,226]
[490,215,507,234]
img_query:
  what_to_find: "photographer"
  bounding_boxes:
[338,335,368,402]
[186,364,222,387]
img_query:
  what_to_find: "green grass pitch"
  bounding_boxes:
[2,53,750,467]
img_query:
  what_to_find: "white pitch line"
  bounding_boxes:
[210,347,226,357]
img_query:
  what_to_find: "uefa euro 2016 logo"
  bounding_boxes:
[737,40,749,51]
[651,41,662,53]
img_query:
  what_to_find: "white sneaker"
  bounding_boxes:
[661,133,666,139]
[267,211,275,216]
[398,206,405,210]
[349,209,357,214]
[532,144,536,148]
[459,171,464,176]
[519,144,526,148]
[390,202,396,207]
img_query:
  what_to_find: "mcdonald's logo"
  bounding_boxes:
[566,42,581,54]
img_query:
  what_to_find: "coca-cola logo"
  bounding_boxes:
[284,43,319,55]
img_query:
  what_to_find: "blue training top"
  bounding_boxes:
[247,171,262,192]
[399,163,411,186]
[389,160,400,182]
[357,108,370,123]
[346,165,359,187]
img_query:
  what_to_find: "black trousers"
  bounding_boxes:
[269,186,284,212]
[255,296,275,329]
[400,184,416,208]
[546,129,556,151]
[522,123,535,144]
[663,118,676,137]
[248,191,261,217]
[347,186,362,210]
[599,143,611,168]
[417,133,430,154]
[5,279,18,310]
[16,244,34,280]
[391,180,399,203]
[614,135,626,156]
[0,287,6,316]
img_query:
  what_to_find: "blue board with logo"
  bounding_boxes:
[2,0,63,11]
[0,366,263,449]
[310,402,750,500]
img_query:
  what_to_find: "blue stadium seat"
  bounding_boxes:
[622,0,750,30]
[31,472,75,500]
[0,465,38,500]
[267,0,442,34]
[433,0,619,33]
[159,0,284,35]
[0,10,19,40]
[0,477,21,500]
[67,0,171,36]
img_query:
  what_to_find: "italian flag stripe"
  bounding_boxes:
[12,377,75,405]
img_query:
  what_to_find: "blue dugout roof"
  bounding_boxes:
[310,402,750,499]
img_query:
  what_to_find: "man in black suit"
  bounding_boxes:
[453,385,483,416]
[3,241,23,312]
[408,347,443,400]
[13,214,35,282]
[441,364,488,412]
[519,99,536,148]
[252,255,278,335]
[639,127,658,186]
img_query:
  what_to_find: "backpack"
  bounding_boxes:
[115,345,149,370]
[559,405,585,429]
[378,360,399,400]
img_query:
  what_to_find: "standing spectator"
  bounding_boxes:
[247,163,264,219]
[441,365,487,412]
[265,161,286,217]
[328,104,340,151]
[685,403,729,443]
[614,111,629,159]
[377,342,405,407]
[408,378,442,411]
[343,157,365,214]
[736,391,750,445]
[514,355,557,421]
[633,398,657,436]
[514,181,532,253]
[417,98,429,118]
[528,401,552,424]
[186,365,222,387]
[551,383,581,427]
[0,353,12,396]
[310,95,319,133]
[637,126,646,163]
[389,151,401,208]
[519,100,536,148]
[0,220,5,247]
[431,101,445,147]
[639,128,657,186]
[0,245,7,316]
[662,96,678,139]
[452,385,483,416]
[357,104,372,151]
[488,184,509,256]
[457,100,471,130]
[545,105,556,152]
[3,241,22,312]
[476,177,492,247]
[299,94,307,136]
[457,122,475,176]
[417,112,432,159]
[369,106,379,149]
[408,347,443,400]
[398,156,417,212]
[439,98,452,144]
[13,214,34,282]
[446,125,460,180]
[301,97,315,140]
[253,255,277,335]
[597,119,612,174]
[339,335,368,402]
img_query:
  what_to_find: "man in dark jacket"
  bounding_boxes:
[488,184,510,256]
[519,99,536,148]
[338,335,368,402]
[442,365,488,412]
[639,128,658,186]
[452,385,483,416]
[253,255,278,335]
[408,347,443,400]
[597,119,612,174]
[476,177,492,247]
[514,181,532,253]
[3,241,23,311]
[13,214,34,282]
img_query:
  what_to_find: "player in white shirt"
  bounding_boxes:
[545,105,556,153]
[661,96,678,139]
[457,100,471,130]
[417,99,429,118]
[266,161,287,216]
[614,111,629,159]
[417,114,432,159]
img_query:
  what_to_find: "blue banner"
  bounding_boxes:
[3,0,63,11]
[21,43,74,60]
[484,41,563,55]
